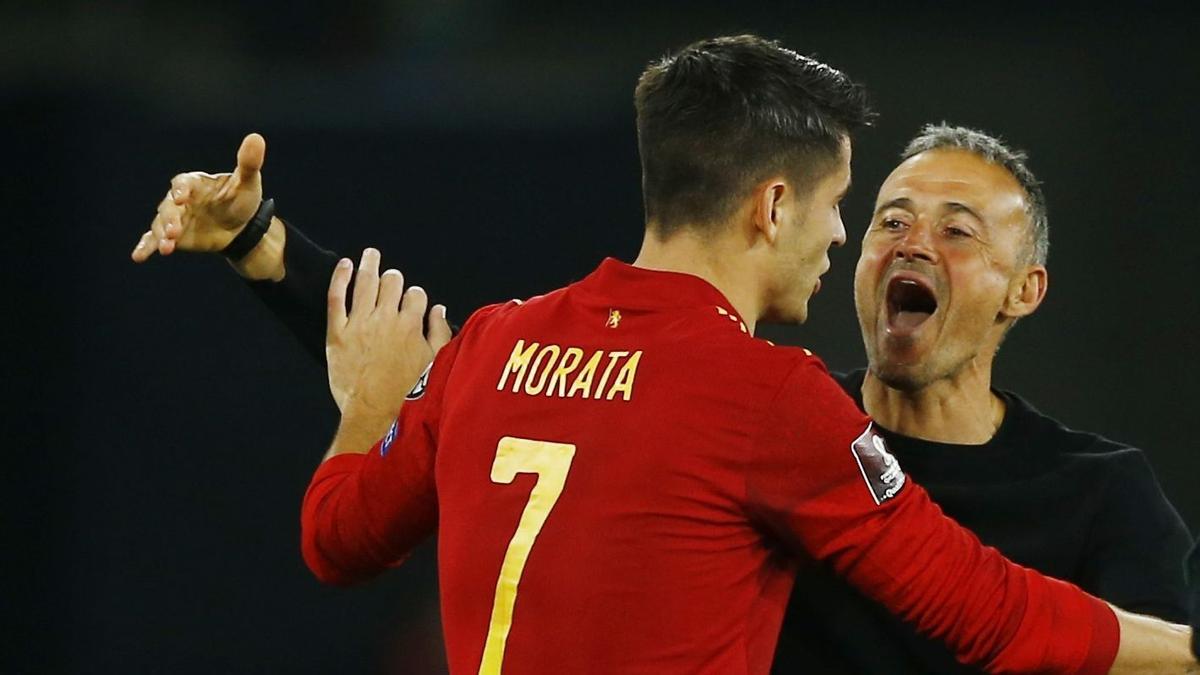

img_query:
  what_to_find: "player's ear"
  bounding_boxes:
[753,178,787,245]
[1000,264,1047,320]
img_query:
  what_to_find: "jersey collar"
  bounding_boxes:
[575,257,742,316]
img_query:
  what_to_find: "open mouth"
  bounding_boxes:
[886,275,938,335]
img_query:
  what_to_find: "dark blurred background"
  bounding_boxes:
[5,1,1199,672]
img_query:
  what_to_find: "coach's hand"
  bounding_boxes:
[324,248,452,457]
[130,133,285,281]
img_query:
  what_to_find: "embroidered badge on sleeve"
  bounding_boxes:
[850,424,907,505]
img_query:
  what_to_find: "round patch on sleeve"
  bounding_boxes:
[406,363,432,401]
[850,424,907,505]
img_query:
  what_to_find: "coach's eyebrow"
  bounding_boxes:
[944,201,986,224]
[873,197,913,217]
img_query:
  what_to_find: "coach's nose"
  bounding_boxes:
[894,221,937,264]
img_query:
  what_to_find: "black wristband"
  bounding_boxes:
[222,198,275,261]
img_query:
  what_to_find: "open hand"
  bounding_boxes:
[325,248,452,439]
[131,133,267,261]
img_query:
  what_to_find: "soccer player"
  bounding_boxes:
[773,125,1194,673]
[132,36,1196,673]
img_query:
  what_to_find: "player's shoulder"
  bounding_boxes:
[727,336,861,427]
[456,287,572,332]
[458,290,837,397]
[738,333,835,384]
[681,305,848,393]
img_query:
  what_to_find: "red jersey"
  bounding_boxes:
[301,259,1118,674]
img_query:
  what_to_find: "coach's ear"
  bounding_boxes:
[752,178,787,246]
[1000,264,1047,320]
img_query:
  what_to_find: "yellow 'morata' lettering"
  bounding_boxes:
[546,347,585,397]
[605,350,642,401]
[523,345,561,396]
[497,340,643,402]
[497,340,540,392]
[566,351,604,399]
[593,351,628,400]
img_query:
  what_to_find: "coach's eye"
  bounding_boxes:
[945,225,971,238]
[882,219,906,231]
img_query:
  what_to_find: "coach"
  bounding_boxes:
[773,124,1192,673]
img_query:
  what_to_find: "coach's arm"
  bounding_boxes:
[132,133,288,281]
[131,133,388,369]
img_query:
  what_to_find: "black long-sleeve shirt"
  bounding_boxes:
[774,369,1191,673]
[248,221,1193,673]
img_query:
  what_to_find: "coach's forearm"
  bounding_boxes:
[229,216,287,281]
[1110,606,1197,673]
[240,219,342,365]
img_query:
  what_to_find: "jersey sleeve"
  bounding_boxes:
[745,356,1119,674]
[1079,448,1192,622]
[299,331,463,586]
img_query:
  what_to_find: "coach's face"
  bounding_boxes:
[854,149,1040,390]
[765,136,851,323]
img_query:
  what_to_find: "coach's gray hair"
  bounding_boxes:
[902,123,1049,265]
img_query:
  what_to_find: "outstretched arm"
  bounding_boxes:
[243,223,340,366]
[130,133,416,369]
[131,133,287,281]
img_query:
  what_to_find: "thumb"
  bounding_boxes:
[427,305,453,355]
[235,132,266,187]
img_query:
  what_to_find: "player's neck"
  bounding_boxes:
[861,358,1005,446]
[633,229,762,334]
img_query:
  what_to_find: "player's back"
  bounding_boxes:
[305,258,1123,675]
[434,259,805,674]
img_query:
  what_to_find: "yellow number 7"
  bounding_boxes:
[478,436,577,675]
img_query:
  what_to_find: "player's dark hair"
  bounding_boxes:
[634,34,874,238]
[902,123,1049,265]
